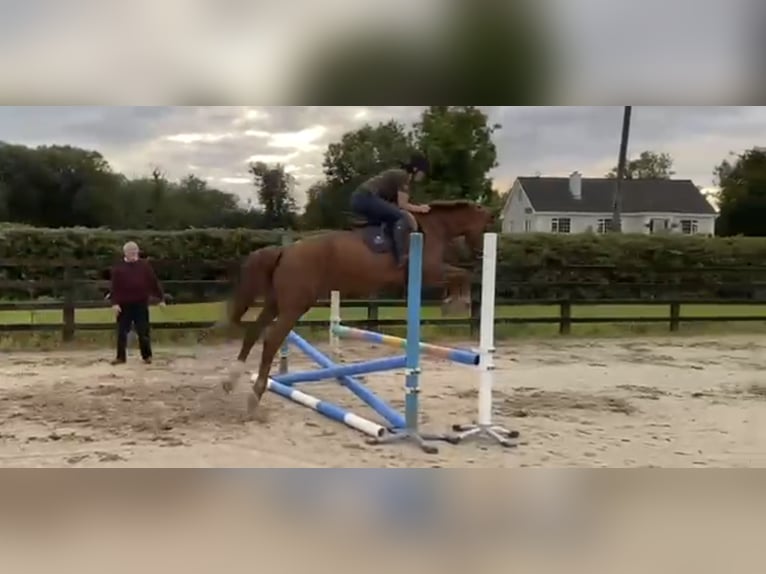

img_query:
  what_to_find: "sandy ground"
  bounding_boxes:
[1,334,765,467]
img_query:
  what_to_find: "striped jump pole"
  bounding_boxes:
[266,379,385,438]
[273,331,406,430]
[331,324,480,366]
[368,232,456,454]
[451,232,519,447]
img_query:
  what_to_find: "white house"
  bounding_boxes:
[500,172,718,236]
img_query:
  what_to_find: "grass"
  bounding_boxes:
[1,301,766,351]
[2,301,766,326]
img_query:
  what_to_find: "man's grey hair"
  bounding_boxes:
[123,241,139,253]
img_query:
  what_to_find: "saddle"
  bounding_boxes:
[352,217,395,255]
[350,214,419,232]
[348,213,414,261]
[350,216,374,229]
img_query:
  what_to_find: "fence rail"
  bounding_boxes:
[1,296,765,341]
[3,261,766,341]
[4,258,766,272]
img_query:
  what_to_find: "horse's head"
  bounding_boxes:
[418,200,494,255]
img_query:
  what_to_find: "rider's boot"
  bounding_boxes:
[392,220,410,269]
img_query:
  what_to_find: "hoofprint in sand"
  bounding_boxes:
[1,335,765,468]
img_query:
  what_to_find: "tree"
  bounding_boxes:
[607,150,675,179]
[304,120,414,229]
[301,181,336,230]
[323,120,414,185]
[249,162,299,229]
[0,143,123,228]
[0,141,266,230]
[412,106,500,204]
[0,180,9,221]
[714,147,766,236]
[303,109,503,229]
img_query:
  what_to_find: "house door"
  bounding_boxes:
[649,218,670,234]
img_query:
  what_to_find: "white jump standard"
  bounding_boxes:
[450,232,519,447]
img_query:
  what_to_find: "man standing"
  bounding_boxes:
[109,241,165,365]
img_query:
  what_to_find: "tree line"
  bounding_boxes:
[0,107,764,236]
[0,106,502,232]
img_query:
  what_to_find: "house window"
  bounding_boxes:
[551,218,571,233]
[524,219,532,232]
[597,218,612,234]
[680,219,699,234]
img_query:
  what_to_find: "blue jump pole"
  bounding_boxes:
[271,355,407,385]
[369,232,456,453]
[404,234,423,431]
[284,331,406,430]
[266,379,386,438]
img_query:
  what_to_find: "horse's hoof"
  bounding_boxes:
[246,393,261,418]
[222,377,235,394]
[441,297,467,317]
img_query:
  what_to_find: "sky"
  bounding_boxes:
[0,106,763,206]
[0,1,761,208]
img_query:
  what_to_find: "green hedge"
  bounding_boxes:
[2,227,766,300]
[0,227,280,262]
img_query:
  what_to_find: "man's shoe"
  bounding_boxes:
[143,357,152,364]
[110,358,126,365]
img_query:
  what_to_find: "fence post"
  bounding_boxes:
[366,298,379,331]
[669,301,681,332]
[559,300,572,335]
[62,265,76,342]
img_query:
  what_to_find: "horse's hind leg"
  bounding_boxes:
[222,298,278,394]
[247,307,306,418]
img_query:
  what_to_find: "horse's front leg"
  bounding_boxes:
[440,264,472,316]
[422,259,472,316]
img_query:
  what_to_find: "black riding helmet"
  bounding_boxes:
[402,152,430,176]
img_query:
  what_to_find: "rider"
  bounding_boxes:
[350,152,431,266]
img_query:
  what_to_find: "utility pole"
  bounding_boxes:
[611,106,632,232]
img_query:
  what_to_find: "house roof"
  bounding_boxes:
[516,177,717,215]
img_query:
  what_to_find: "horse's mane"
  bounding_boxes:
[425,199,477,211]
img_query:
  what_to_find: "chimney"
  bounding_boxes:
[569,171,582,200]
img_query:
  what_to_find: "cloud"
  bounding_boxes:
[1,106,765,206]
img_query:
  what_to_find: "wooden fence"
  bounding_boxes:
[1,285,765,342]
[2,261,766,341]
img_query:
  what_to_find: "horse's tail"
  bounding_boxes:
[227,245,284,326]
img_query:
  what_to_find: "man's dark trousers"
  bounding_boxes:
[116,302,152,362]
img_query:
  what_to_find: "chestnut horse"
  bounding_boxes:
[221,200,493,417]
